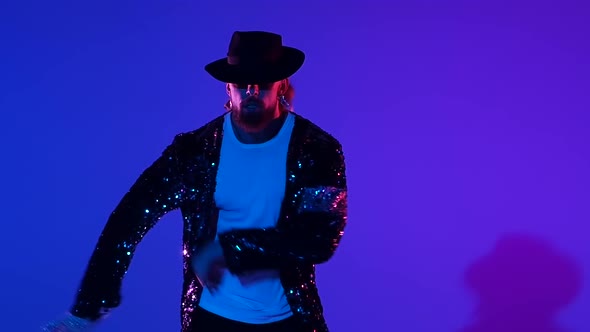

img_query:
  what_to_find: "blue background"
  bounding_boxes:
[1,1,589,331]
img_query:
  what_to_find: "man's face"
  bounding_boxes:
[226,80,285,125]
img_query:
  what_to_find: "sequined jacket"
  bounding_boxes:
[69,111,348,332]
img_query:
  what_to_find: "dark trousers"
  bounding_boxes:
[191,306,305,332]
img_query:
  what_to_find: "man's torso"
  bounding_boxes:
[198,111,295,323]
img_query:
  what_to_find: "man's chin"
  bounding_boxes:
[242,106,262,113]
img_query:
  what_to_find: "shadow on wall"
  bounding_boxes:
[460,233,583,332]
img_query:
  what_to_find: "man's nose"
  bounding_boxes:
[246,85,259,96]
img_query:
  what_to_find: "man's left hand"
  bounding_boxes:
[191,241,226,292]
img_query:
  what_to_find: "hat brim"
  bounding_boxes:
[204,46,305,84]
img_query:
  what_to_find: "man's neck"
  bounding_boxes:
[230,110,288,144]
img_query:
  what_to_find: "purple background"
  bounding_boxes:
[2,1,589,331]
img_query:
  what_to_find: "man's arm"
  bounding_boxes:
[217,142,347,274]
[68,135,186,321]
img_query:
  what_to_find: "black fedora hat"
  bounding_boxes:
[204,31,305,84]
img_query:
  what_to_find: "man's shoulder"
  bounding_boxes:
[170,113,226,149]
[293,112,342,150]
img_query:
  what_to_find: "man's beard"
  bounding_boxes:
[232,101,277,128]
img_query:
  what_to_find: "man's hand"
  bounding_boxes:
[41,313,94,332]
[191,241,226,292]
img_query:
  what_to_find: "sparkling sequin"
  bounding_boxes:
[69,112,347,332]
[298,186,347,214]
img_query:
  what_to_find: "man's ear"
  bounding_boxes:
[226,83,231,95]
[280,79,289,95]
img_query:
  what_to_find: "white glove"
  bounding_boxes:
[41,313,95,332]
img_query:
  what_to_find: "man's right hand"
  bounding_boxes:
[41,313,94,332]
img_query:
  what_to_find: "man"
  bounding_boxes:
[43,31,348,332]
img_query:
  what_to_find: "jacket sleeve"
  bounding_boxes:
[69,135,186,321]
[217,142,348,274]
